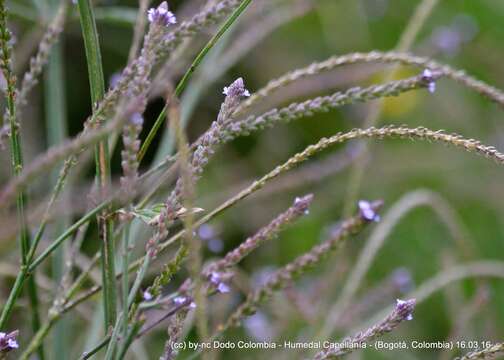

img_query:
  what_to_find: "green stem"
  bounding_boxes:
[137,0,253,162]
[0,2,42,350]
[120,223,131,346]
[105,220,133,359]
[77,0,117,328]
[29,200,109,271]
[0,198,107,334]
[105,253,151,358]
[44,19,69,359]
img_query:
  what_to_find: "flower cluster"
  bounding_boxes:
[208,271,231,294]
[421,69,437,93]
[223,77,251,98]
[166,77,251,208]
[217,77,251,124]
[358,200,381,222]
[147,2,176,27]
[0,330,19,353]
[173,296,196,309]
[395,298,415,321]
[143,290,153,301]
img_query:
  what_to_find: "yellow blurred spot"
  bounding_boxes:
[371,67,420,117]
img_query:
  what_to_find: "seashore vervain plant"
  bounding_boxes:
[0,0,504,359]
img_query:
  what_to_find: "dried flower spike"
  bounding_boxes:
[358,200,381,222]
[0,330,19,353]
[147,1,176,26]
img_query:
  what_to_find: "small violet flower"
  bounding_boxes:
[358,200,380,222]
[109,72,122,88]
[147,2,177,27]
[294,196,311,215]
[130,112,144,127]
[395,298,416,321]
[217,282,231,294]
[421,69,436,94]
[173,296,196,309]
[143,290,153,301]
[223,77,250,98]
[0,330,19,353]
[209,271,231,293]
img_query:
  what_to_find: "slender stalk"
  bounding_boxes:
[44,11,69,358]
[77,0,117,327]
[171,99,207,352]
[0,198,107,341]
[29,200,110,271]
[120,223,131,351]
[20,253,101,360]
[105,254,150,358]
[137,0,253,162]
[0,1,42,347]
[81,336,111,360]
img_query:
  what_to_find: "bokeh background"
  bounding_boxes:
[2,0,504,359]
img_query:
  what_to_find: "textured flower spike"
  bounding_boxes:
[358,200,381,222]
[0,330,19,353]
[395,298,415,321]
[313,298,416,359]
[421,69,437,93]
[120,112,144,194]
[223,77,251,98]
[206,194,314,274]
[222,201,383,332]
[147,1,177,26]
[218,77,251,123]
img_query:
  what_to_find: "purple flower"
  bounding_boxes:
[294,196,311,215]
[358,200,380,222]
[223,77,250,98]
[209,271,231,293]
[395,298,415,321]
[143,290,153,301]
[421,69,436,94]
[198,224,215,240]
[173,296,187,306]
[173,296,196,309]
[130,113,144,127]
[147,2,177,26]
[109,72,122,88]
[217,282,231,293]
[0,330,19,353]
